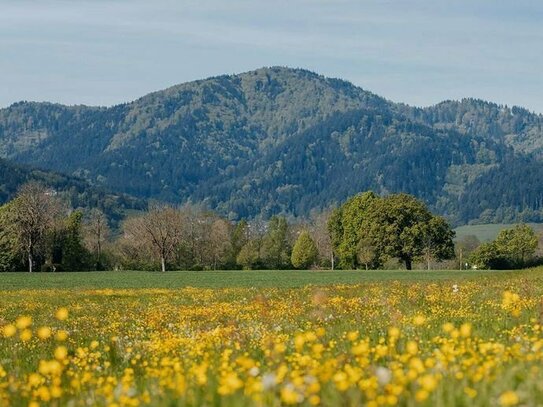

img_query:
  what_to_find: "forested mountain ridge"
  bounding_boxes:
[0,157,145,226]
[1,66,543,225]
[402,99,543,154]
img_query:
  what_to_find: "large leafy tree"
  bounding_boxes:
[331,192,455,270]
[332,192,377,269]
[468,224,538,270]
[361,194,438,270]
[361,194,454,270]
[494,224,538,268]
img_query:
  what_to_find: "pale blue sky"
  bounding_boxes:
[2,0,542,112]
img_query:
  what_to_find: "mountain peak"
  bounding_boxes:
[2,68,543,224]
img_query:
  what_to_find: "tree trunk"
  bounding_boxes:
[365,263,368,271]
[161,256,166,272]
[97,241,102,270]
[28,238,33,273]
[331,254,335,271]
[405,258,412,270]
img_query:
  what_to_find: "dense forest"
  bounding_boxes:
[1,67,543,225]
[0,158,145,227]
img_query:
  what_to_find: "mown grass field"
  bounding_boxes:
[0,269,527,290]
[1,269,543,406]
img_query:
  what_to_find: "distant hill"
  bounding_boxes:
[1,66,543,224]
[0,158,146,226]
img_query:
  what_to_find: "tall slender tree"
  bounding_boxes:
[260,216,291,269]
[85,209,110,270]
[291,231,318,269]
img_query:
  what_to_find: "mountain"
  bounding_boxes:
[0,158,145,226]
[1,66,543,225]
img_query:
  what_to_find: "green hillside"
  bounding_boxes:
[0,158,146,226]
[1,67,543,224]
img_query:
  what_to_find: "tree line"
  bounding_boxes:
[0,182,540,272]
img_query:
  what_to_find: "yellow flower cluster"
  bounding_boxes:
[0,276,542,406]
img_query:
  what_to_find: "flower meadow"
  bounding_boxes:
[1,274,543,406]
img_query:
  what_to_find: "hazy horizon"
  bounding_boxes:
[2,0,543,113]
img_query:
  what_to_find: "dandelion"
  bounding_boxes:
[55,330,68,341]
[55,307,69,321]
[460,323,472,338]
[2,324,16,338]
[54,346,68,361]
[20,329,32,341]
[37,326,52,340]
[16,316,32,330]
[499,390,519,406]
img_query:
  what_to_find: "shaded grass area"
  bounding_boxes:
[0,268,538,290]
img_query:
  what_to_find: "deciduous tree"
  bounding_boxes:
[291,231,318,269]
[124,205,183,272]
[85,209,110,270]
[260,216,291,269]
[11,182,61,272]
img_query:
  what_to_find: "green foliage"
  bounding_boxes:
[260,216,291,269]
[469,224,538,269]
[415,216,456,269]
[356,237,378,270]
[468,242,505,270]
[1,193,93,272]
[60,211,91,271]
[0,202,21,272]
[291,231,318,269]
[494,224,538,268]
[0,158,145,228]
[361,194,435,270]
[231,220,249,266]
[236,241,260,270]
[327,207,343,266]
[332,192,455,270]
[336,192,377,269]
